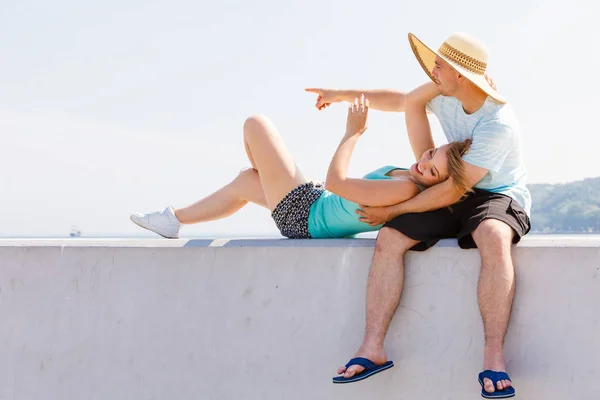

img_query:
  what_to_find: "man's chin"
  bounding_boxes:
[435,83,449,94]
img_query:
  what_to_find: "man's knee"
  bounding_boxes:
[472,219,514,250]
[374,227,415,256]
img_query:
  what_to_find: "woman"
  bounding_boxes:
[130,96,471,239]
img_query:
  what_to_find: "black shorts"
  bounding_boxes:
[383,189,531,251]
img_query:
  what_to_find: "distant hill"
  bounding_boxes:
[529,177,600,233]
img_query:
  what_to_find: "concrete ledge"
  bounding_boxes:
[1,236,599,248]
[1,238,599,399]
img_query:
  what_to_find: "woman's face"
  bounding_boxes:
[409,145,450,187]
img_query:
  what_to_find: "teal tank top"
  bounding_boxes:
[308,166,417,238]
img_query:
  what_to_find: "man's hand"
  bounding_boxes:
[355,204,397,226]
[305,88,341,110]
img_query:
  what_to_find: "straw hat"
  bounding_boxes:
[408,32,506,103]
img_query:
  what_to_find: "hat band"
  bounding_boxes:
[438,42,487,75]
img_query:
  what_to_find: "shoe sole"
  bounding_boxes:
[129,215,179,239]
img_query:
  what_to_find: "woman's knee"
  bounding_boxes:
[243,114,274,140]
[237,167,259,181]
[232,168,262,197]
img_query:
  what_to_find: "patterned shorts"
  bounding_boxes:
[271,182,325,239]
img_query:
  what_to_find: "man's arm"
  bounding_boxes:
[357,162,488,225]
[405,82,440,160]
[305,88,406,112]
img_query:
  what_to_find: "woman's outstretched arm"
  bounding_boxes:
[325,96,421,207]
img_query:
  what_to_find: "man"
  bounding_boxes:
[306,32,530,398]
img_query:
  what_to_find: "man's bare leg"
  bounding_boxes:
[337,227,418,378]
[472,219,516,394]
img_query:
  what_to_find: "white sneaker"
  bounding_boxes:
[130,206,181,239]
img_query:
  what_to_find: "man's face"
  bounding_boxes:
[431,56,460,96]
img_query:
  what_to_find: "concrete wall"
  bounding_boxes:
[0,237,599,400]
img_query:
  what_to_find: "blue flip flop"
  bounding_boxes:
[332,357,394,384]
[478,370,516,398]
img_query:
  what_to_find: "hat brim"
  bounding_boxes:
[408,33,507,104]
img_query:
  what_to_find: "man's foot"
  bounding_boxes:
[482,348,512,394]
[478,370,515,398]
[336,344,387,379]
[483,371,512,393]
[130,206,181,238]
[482,373,512,394]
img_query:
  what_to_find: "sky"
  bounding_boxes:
[1,0,598,238]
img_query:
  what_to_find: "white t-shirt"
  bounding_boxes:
[427,95,531,215]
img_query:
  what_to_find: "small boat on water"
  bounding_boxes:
[69,226,81,238]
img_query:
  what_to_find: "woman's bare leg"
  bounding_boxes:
[174,114,307,223]
[241,115,308,210]
[174,168,267,224]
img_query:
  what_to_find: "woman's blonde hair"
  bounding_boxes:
[445,139,473,197]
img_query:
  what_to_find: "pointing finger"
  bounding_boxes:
[316,95,324,108]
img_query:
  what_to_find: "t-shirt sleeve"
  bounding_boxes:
[426,95,444,115]
[463,122,513,173]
